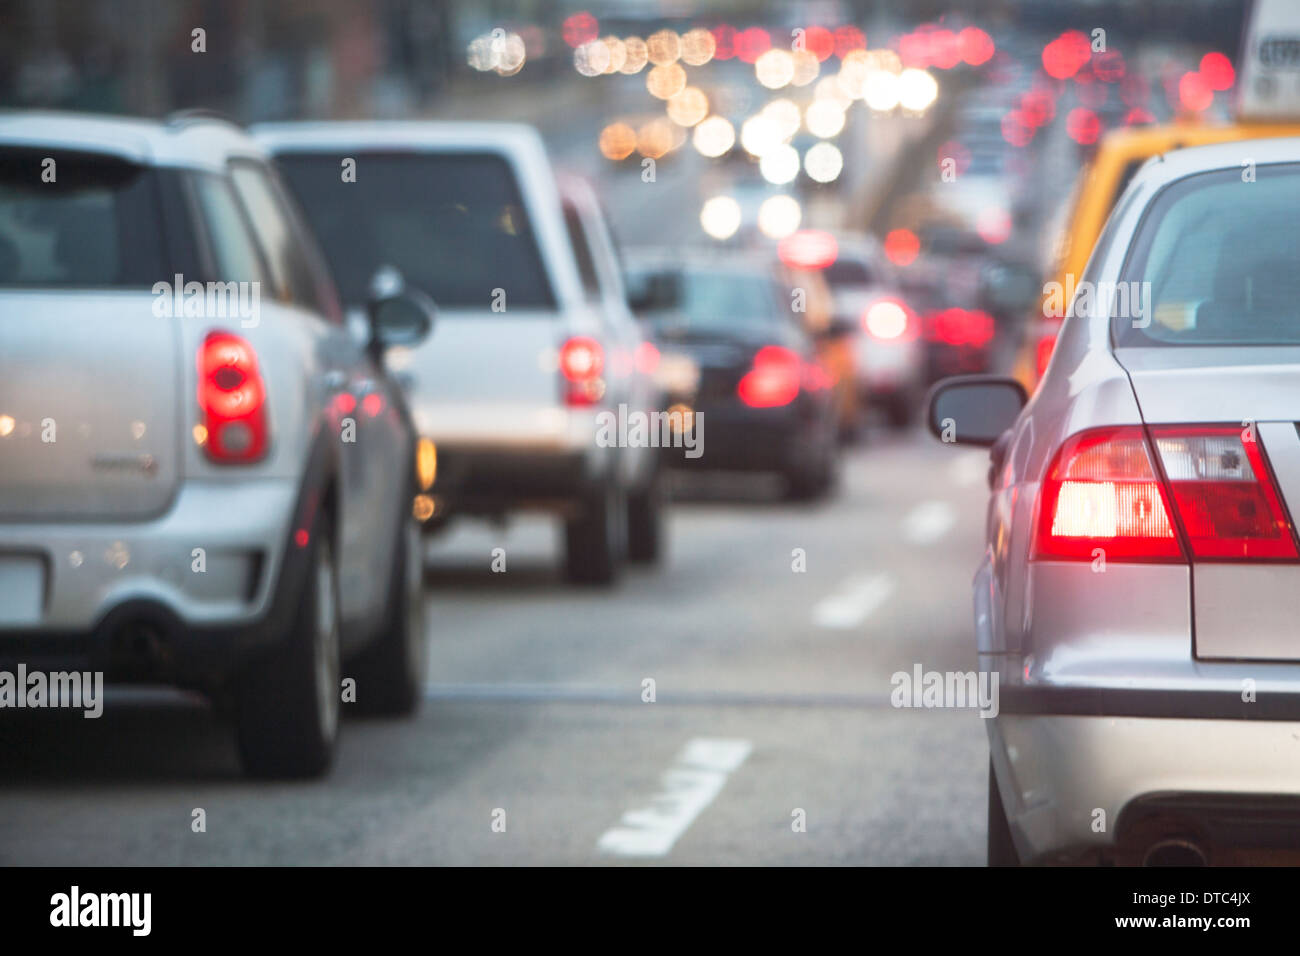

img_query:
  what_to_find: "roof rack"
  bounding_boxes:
[164,108,243,130]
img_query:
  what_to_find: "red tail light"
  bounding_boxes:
[738,345,801,408]
[1035,425,1298,563]
[1150,426,1298,560]
[1035,427,1181,561]
[559,336,605,406]
[197,331,268,463]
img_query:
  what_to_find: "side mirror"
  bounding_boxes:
[925,375,1027,446]
[366,266,435,352]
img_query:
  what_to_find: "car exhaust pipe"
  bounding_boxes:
[1143,838,1207,867]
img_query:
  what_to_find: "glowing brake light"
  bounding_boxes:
[559,336,605,406]
[738,345,801,407]
[1034,426,1298,563]
[1035,427,1180,561]
[1035,331,1057,380]
[863,300,911,340]
[197,331,268,463]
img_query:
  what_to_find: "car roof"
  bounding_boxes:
[1130,134,1300,191]
[1094,121,1300,161]
[0,110,265,172]
[249,120,546,158]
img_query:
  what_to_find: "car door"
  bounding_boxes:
[227,158,404,641]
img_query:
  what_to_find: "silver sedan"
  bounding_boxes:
[929,136,1300,865]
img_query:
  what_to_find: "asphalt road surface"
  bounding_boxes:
[0,430,995,865]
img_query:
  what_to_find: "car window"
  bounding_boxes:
[0,148,164,287]
[228,161,320,308]
[274,151,555,310]
[824,258,876,288]
[1116,164,1300,346]
[563,203,601,301]
[629,266,785,332]
[190,172,268,285]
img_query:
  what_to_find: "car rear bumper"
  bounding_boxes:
[0,478,300,684]
[990,710,1300,864]
[667,400,817,473]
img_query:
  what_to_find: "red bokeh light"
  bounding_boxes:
[1179,71,1214,112]
[1042,30,1090,80]
[1020,89,1056,127]
[1066,107,1101,145]
[1123,107,1155,126]
[833,25,866,58]
[929,28,961,70]
[802,25,834,61]
[735,26,771,63]
[958,27,995,66]
[711,24,736,60]
[1199,52,1235,91]
[884,229,921,266]
[562,12,598,48]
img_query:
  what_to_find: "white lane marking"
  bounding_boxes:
[902,500,956,544]
[596,738,753,858]
[949,451,986,487]
[812,573,896,629]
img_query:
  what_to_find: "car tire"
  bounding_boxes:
[349,510,426,717]
[234,511,341,780]
[564,479,626,586]
[626,467,665,564]
[988,758,1021,866]
[785,426,839,502]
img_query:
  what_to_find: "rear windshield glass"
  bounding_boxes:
[627,266,783,331]
[0,149,164,287]
[274,151,555,310]
[824,258,876,288]
[1115,164,1300,346]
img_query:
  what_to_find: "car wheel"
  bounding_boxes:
[988,758,1021,866]
[234,511,341,779]
[564,479,626,586]
[349,510,427,717]
[626,467,665,564]
[785,426,839,502]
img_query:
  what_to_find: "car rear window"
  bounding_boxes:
[1116,164,1300,346]
[628,266,784,331]
[0,149,165,287]
[274,151,555,310]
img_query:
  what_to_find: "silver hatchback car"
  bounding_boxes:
[929,136,1300,865]
[0,112,434,778]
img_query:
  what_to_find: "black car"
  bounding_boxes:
[625,253,839,500]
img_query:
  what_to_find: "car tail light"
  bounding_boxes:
[197,331,268,463]
[1035,425,1300,563]
[1150,426,1298,560]
[738,345,801,408]
[1035,426,1182,561]
[559,336,605,406]
[862,299,912,340]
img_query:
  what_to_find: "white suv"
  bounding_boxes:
[0,111,434,777]
[255,122,665,585]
